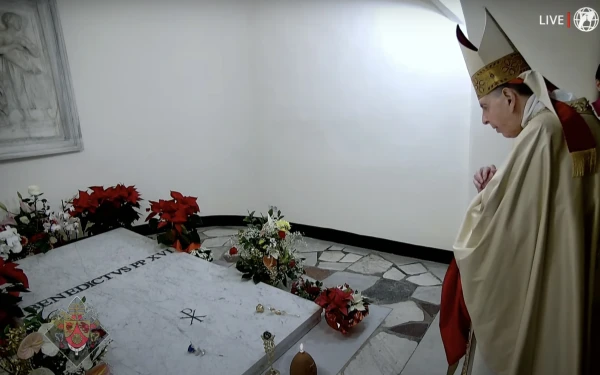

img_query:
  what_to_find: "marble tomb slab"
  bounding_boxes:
[17,229,322,375]
[16,228,164,305]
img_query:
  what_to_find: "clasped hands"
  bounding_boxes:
[473,165,497,193]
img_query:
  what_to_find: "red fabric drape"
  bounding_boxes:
[440,259,471,366]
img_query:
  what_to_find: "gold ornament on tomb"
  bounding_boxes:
[290,343,317,375]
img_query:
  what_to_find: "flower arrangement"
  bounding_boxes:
[146,191,211,261]
[314,284,370,334]
[290,277,323,302]
[233,207,305,287]
[0,308,111,375]
[0,186,80,261]
[71,184,141,236]
[0,259,29,330]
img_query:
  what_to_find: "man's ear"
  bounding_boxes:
[502,88,517,109]
[596,79,600,91]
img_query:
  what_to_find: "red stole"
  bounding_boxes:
[440,259,471,367]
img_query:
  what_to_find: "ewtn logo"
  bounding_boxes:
[539,7,598,32]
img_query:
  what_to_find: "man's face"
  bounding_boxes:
[479,89,522,138]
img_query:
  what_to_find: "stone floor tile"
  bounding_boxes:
[422,261,449,281]
[342,332,417,375]
[347,255,392,275]
[416,300,440,318]
[197,226,220,233]
[299,238,333,253]
[201,236,231,248]
[377,252,423,266]
[399,263,427,275]
[390,322,430,341]
[328,243,346,251]
[196,230,209,241]
[363,279,417,305]
[339,253,363,263]
[202,228,240,237]
[318,262,350,271]
[407,273,441,286]
[319,251,345,262]
[322,272,380,292]
[342,246,372,256]
[300,252,318,267]
[304,266,335,281]
[382,301,424,327]
[411,286,442,305]
[383,267,405,281]
[401,315,464,375]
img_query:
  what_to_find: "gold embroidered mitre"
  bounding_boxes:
[457,9,531,99]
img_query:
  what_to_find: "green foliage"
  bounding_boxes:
[291,278,324,302]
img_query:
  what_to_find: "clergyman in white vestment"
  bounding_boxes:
[440,9,600,375]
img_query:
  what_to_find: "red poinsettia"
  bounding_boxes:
[71,184,142,236]
[0,258,29,296]
[146,191,200,234]
[0,259,29,329]
[146,191,202,253]
[315,287,353,316]
[314,285,370,334]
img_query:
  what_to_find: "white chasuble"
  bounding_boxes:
[453,107,600,375]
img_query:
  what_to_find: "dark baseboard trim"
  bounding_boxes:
[132,215,453,264]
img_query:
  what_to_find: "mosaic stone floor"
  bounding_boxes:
[150,226,451,375]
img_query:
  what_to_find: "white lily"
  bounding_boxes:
[37,323,59,357]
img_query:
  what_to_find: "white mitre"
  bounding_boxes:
[456,9,533,99]
[456,10,570,122]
